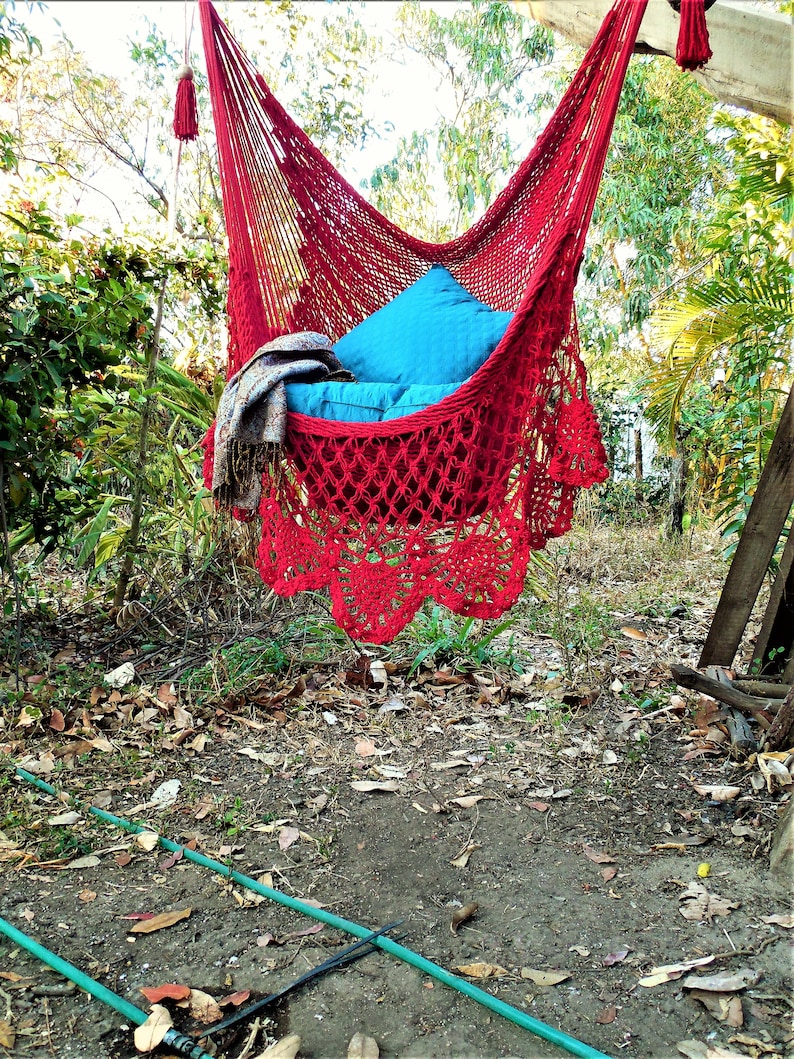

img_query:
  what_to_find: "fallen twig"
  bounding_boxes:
[670,664,776,730]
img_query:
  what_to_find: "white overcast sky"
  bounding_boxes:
[27,2,194,75]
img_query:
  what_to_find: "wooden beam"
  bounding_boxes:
[753,528,794,677]
[699,389,794,670]
[515,0,793,125]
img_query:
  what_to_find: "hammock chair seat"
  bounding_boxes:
[285,264,513,423]
[197,0,690,642]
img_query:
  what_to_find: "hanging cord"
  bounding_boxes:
[204,920,405,1038]
[169,0,198,241]
[173,0,199,141]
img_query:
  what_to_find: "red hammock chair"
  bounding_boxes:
[197,0,666,644]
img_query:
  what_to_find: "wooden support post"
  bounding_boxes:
[699,389,794,670]
[753,527,794,678]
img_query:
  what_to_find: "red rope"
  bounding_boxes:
[173,65,199,141]
[675,0,712,72]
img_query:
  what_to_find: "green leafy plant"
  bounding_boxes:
[407,605,522,675]
[645,112,793,551]
[181,636,289,705]
[0,200,156,556]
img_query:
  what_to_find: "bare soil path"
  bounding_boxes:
[1,525,791,1059]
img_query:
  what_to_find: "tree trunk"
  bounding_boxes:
[112,274,168,611]
[667,423,688,537]
[634,425,643,481]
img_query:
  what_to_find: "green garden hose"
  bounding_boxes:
[14,767,615,1059]
[0,914,212,1058]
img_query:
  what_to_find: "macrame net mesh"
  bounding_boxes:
[199,0,649,643]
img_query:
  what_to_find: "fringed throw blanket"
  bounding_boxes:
[212,332,354,511]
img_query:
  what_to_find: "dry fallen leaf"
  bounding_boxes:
[350,780,398,793]
[687,989,744,1026]
[253,1033,302,1059]
[48,707,66,732]
[450,902,478,935]
[595,1004,617,1024]
[67,854,100,869]
[139,984,191,1004]
[133,1004,173,1052]
[187,987,223,1023]
[583,845,615,864]
[520,968,570,986]
[135,831,160,852]
[219,989,251,1007]
[355,739,378,757]
[449,795,491,809]
[602,949,630,967]
[679,882,739,922]
[638,955,715,987]
[129,908,192,934]
[48,810,82,826]
[369,660,388,688]
[681,968,760,993]
[278,826,301,851]
[238,747,268,762]
[757,754,793,792]
[450,842,481,869]
[761,913,794,928]
[0,1021,15,1049]
[149,779,181,809]
[620,626,648,641]
[691,784,741,802]
[676,1041,749,1059]
[454,962,510,979]
[347,1032,379,1058]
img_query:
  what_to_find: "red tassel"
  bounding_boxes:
[675,0,712,71]
[173,64,199,142]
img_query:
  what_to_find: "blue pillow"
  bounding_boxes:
[286,380,460,423]
[333,264,513,385]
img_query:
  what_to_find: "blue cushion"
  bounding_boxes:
[286,380,460,423]
[333,264,513,385]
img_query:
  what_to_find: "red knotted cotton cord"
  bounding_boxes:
[675,0,712,71]
[173,63,199,141]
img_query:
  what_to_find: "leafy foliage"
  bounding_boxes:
[0,1,41,170]
[363,0,554,238]
[0,199,153,554]
[644,113,793,551]
[0,193,224,587]
[579,56,722,380]
[407,606,522,675]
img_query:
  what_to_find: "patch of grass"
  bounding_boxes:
[180,635,288,705]
[280,611,351,663]
[405,605,523,676]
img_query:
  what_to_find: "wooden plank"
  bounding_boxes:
[515,0,793,125]
[753,528,794,676]
[699,389,794,669]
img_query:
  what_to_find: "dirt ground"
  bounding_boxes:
[1,524,792,1059]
